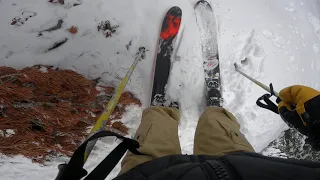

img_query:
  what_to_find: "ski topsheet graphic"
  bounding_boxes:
[195,1,222,107]
[151,6,182,106]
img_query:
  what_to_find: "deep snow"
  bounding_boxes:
[1,0,320,179]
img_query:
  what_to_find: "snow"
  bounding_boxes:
[4,129,15,137]
[261,147,288,159]
[1,0,320,179]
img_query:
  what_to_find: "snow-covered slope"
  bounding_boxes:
[1,0,320,179]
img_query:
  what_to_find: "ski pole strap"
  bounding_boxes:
[256,94,279,114]
[55,131,143,180]
[256,83,280,114]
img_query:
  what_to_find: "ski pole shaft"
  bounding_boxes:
[234,63,279,97]
[84,47,146,162]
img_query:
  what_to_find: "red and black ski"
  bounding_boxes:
[151,6,182,106]
[195,1,222,107]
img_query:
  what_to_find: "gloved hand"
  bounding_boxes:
[278,85,320,149]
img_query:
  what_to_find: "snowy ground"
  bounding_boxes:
[1,0,320,179]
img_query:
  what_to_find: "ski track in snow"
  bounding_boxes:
[1,0,320,179]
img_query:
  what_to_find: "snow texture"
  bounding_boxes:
[1,0,320,179]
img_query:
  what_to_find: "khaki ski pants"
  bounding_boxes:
[119,106,254,174]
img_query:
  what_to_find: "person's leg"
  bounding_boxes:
[119,106,181,175]
[194,107,254,155]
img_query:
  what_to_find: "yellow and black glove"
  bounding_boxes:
[278,85,320,149]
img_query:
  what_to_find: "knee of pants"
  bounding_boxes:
[197,107,254,152]
[142,106,180,122]
[201,107,240,126]
[133,106,180,146]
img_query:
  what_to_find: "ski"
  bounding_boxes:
[151,6,182,107]
[195,1,222,107]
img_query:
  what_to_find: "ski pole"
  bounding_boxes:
[84,47,146,162]
[234,62,279,97]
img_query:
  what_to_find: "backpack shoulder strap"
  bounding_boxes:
[55,131,143,180]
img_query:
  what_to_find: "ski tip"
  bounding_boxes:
[195,0,211,9]
[160,6,182,40]
[168,6,182,17]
